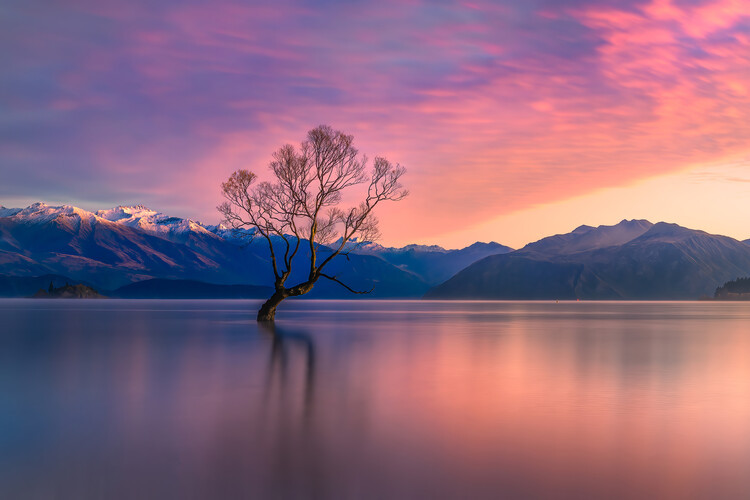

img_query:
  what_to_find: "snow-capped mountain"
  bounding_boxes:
[96,205,217,241]
[7,202,98,227]
[0,202,443,297]
[0,206,22,218]
[8,203,513,288]
[95,205,268,248]
[335,237,450,254]
[0,202,258,289]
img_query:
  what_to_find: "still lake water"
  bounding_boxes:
[1,299,750,499]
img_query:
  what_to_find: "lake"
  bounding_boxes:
[1,299,749,499]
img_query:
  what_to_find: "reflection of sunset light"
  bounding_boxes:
[7,301,750,497]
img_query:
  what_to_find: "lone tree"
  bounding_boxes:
[218,125,408,321]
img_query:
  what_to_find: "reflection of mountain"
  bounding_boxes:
[426,220,750,300]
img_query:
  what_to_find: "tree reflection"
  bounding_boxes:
[258,321,317,423]
[256,321,327,497]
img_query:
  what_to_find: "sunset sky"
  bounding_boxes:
[1,0,749,248]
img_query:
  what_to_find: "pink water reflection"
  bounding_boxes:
[1,300,749,498]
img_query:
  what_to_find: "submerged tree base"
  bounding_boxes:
[257,291,287,321]
[257,309,277,322]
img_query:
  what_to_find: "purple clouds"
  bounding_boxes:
[1,0,748,243]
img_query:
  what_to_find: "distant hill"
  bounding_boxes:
[33,283,104,299]
[109,279,273,299]
[522,219,653,255]
[347,240,513,285]
[426,220,750,300]
[0,274,82,298]
[714,277,750,300]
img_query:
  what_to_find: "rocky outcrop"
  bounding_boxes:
[33,283,105,299]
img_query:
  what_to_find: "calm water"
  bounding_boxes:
[1,299,750,499]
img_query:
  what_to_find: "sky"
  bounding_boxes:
[1,0,749,248]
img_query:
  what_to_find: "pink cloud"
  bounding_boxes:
[1,0,749,245]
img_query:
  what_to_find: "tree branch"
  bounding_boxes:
[319,273,373,294]
[218,125,407,316]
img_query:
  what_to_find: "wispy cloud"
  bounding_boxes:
[1,0,748,242]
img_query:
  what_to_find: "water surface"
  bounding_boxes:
[1,299,749,499]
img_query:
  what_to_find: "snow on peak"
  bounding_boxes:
[6,203,103,231]
[6,201,217,240]
[96,205,214,238]
[0,206,22,218]
[96,205,159,222]
[19,202,94,219]
[400,243,447,253]
[5,201,236,249]
[328,237,455,254]
[330,237,385,252]
[208,224,259,242]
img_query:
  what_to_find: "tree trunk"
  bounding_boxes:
[257,289,288,322]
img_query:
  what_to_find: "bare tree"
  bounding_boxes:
[218,125,408,321]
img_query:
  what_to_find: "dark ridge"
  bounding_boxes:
[426,221,750,300]
[33,283,104,299]
[0,274,88,298]
[715,277,750,300]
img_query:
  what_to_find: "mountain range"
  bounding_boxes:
[0,203,508,298]
[425,220,750,300]
[2,203,749,300]
[342,239,513,285]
